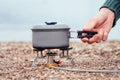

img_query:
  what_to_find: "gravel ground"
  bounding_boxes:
[0,40,120,80]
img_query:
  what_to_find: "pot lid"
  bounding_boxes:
[32,22,70,30]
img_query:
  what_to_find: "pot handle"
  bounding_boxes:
[77,31,98,39]
[69,31,98,39]
[69,31,77,38]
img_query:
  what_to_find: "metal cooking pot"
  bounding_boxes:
[32,22,70,49]
[31,22,97,49]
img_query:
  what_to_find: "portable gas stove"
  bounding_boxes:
[31,23,120,73]
[31,22,98,68]
[31,47,73,68]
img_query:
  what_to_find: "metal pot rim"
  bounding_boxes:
[32,24,70,30]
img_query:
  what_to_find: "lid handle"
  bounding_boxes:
[45,22,57,25]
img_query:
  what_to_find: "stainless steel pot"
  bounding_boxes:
[31,22,70,49]
[31,22,98,49]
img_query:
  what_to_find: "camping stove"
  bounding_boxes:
[31,23,98,68]
[31,47,72,68]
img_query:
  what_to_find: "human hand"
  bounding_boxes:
[82,8,115,44]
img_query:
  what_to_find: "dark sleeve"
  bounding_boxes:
[101,0,120,27]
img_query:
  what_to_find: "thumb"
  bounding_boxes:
[83,18,98,31]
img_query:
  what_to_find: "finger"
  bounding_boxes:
[103,31,108,41]
[81,38,89,43]
[96,29,104,43]
[83,18,98,31]
[102,22,113,41]
[87,29,103,43]
[87,35,99,44]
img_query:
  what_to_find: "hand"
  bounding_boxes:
[82,8,115,44]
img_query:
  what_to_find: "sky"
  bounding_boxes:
[0,0,120,41]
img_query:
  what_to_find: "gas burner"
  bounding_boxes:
[45,52,58,67]
[31,47,73,68]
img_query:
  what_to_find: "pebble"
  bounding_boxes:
[0,41,120,80]
[29,77,34,80]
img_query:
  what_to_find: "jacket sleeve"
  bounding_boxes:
[101,0,120,27]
